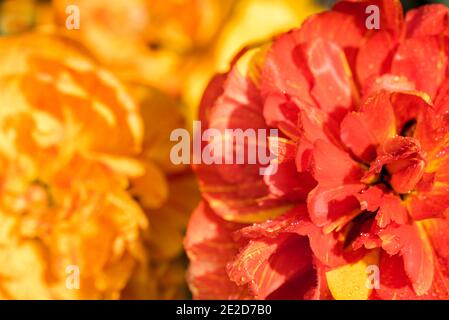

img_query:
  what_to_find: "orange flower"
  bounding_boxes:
[0,0,36,35]
[51,0,234,95]
[0,33,152,299]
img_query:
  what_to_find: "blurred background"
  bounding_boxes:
[0,0,445,300]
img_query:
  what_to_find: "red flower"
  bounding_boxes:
[186,0,449,299]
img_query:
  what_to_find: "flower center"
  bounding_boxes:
[362,136,426,195]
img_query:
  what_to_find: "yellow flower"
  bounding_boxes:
[0,33,152,299]
[123,86,201,299]
[52,0,184,94]
[0,0,36,35]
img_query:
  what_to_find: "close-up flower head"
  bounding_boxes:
[186,0,449,300]
[1,0,449,308]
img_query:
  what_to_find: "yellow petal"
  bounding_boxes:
[130,160,168,209]
[145,173,200,259]
[326,249,379,300]
[133,86,188,175]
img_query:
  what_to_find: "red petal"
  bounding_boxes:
[414,88,449,157]
[264,36,357,122]
[377,252,424,300]
[364,75,415,99]
[353,230,382,251]
[297,0,403,72]
[312,139,363,186]
[264,138,317,202]
[195,60,294,222]
[389,159,425,194]
[307,184,364,228]
[340,91,396,162]
[268,258,332,300]
[239,205,364,268]
[267,269,316,300]
[299,11,362,74]
[363,136,426,194]
[333,0,404,35]
[355,186,408,228]
[378,222,434,295]
[390,95,449,220]
[263,93,300,140]
[340,112,376,162]
[357,92,397,143]
[356,185,385,212]
[294,220,365,268]
[391,36,447,99]
[376,193,409,228]
[405,4,449,38]
[377,243,449,300]
[297,9,364,50]
[261,30,314,106]
[408,114,449,219]
[305,39,356,120]
[227,234,312,299]
[184,202,247,299]
[295,103,342,173]
[408,175,449,221]
[356,31,396,90]
[390,91,433,135]
[199,74,226,127]
[434,78,449,115]
[420,219,449,299]
[298,105,334,143]
[236,205,308,240]
[306,258,333,300]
